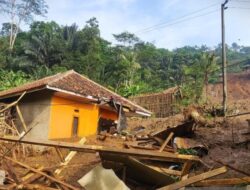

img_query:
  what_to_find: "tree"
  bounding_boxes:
[0,69,30,90]
[0,0,48,50]
[24,21,64,68]
[62,23,78,51]
[183,52,219,103]
[113,31,139,47]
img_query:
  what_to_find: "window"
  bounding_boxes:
[72,116,79,137]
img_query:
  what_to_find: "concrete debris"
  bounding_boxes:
[78,164,130,190]
[0,170,5,185]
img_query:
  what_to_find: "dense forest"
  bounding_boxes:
[0,0,250,104]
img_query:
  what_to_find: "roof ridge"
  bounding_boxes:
[47,70,75,85]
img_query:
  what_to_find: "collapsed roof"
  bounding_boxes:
[0,70,151,116]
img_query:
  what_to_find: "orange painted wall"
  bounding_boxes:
[99,108,118,121]
[48,96,99,139]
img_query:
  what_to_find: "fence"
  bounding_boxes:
[130,87,180,118]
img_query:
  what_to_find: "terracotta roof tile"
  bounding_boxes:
[0,70,150,114]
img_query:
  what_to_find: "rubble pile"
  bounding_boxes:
[0,106,249,190]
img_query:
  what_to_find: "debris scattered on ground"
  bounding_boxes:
[0,95,249,189]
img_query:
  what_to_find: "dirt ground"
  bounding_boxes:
[0,71,249,189]
[207,70,250,104]
[11,111,248,188]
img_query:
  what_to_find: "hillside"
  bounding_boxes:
[207,70,250,107]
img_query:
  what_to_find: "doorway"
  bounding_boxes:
[72,116,79,137]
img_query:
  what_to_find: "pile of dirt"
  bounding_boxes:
[127,114,184,135]
[207,71,250,105]
[193,116,250,178]
[127,102,250,179]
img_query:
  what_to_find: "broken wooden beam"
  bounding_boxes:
[55,148,64,163]
[179,174,189,190]
[159,132,174,152]
[16,184,59,190]
[0,136,200,163]
[181,161,193,176]
[0,92,26,113]
[145,164,182,176]
[157,166,227,190]
[15,105,27,132]
[0,184,16,190]
[55,137,86,175]
[2,156,80,190]
[193,176,250,186]
[2,160,20,184]
[21,166,44,184]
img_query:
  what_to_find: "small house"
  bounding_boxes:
[0,70,151,141]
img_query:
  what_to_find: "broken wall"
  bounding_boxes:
[17,90,53,141]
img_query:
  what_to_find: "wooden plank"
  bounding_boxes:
[157,166,227,190]
[55,148,65,162]
[193,177,250,186]
[21,166,44,184]
[0,136,200,163]
[159,132,174,152]
[16,184,59,190]
[55,137,86,175]
[179,174,189,190]
[3,156,80,190]
[0,92,26,113]
[2,160,20,184]
[0,184,16,190]
[145,164,182,176]
[181,161,192,176]
[15,105,27,131]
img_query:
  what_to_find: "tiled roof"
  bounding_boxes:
[0,70,150,114]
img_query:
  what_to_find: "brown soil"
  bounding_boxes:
[207,71,250,105]
[0,71,249,189]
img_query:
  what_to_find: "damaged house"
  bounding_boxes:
[0,70,151,141]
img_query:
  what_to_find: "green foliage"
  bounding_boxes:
[0,70,30,91]
[177,148,198,156]
[181,53,220,104]
[0,17,249,105]
[0,0,48,50]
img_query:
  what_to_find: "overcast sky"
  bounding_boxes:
[2,0,250,49]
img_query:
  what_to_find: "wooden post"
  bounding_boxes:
[54,138,86,175]
[159,132,174,152]
[221,0,229,115]
[16,105,27,132]
[55,148,65,163]
[181,161,192,176]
